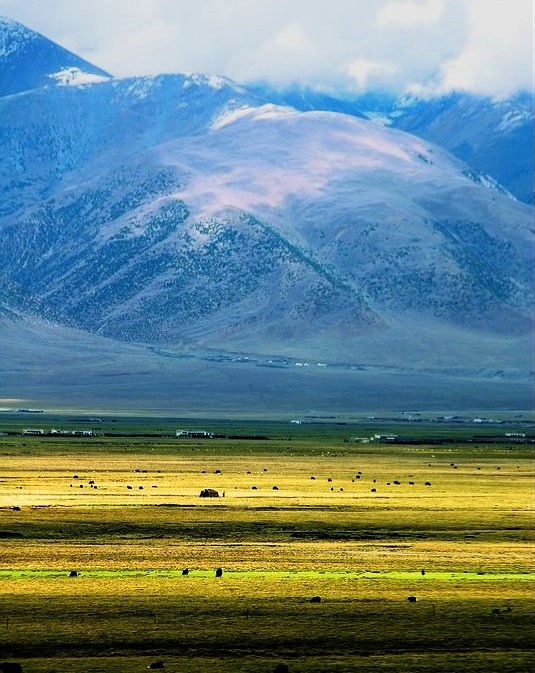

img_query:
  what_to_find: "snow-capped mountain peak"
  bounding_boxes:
[0,15,36,58]
[0,15,111,98]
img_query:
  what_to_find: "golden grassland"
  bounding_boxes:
[0,427,534,672]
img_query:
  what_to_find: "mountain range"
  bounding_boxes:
[0,16,533,413]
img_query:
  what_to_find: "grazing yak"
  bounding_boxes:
[273,664,289,673]
[147,661,165,669]
[199,488,219,498]
[0,664,22,673]
[407,596,417,603]
[215,567,223,577]
[69,570,78,577]
[310,596,321,603]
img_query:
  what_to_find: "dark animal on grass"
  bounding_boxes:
[310,596,321,603]
[407,596,417,603]
[273,664,289,673]
[272,486,279,490]
[127,485,133,490]
[11,506,20,511]
[69,570,78,577]
[492,608,501,615]
[182,568,189,576]
[425,482,432,486]
[147,661,165,669]
[215,567,223,577]
[371,488,377,492]
[139,486,144,490]
[199,488,219,498]
[0,663,22,673]
[421,569,426,575]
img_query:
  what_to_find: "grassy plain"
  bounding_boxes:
[0,416,533,672]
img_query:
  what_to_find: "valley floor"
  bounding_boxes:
[0,419,533,672]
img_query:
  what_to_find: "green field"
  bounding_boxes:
[0,416,533,672]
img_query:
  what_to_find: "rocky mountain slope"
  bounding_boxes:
[386,92,534,205]
[0,18,533,412]
[258,85,534,205]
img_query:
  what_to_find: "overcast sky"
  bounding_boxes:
[0,0,533,96]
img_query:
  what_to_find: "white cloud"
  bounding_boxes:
[377,0,444,27]
[347,58,400,91]
[233,22,319,84]
[0,0,532,96]
[420,0,534,97]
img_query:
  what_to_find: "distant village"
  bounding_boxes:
[21,428,95,436]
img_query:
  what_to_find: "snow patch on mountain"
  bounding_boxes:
[361,111,393,126]
[498,109,534,133]
[48,67,110,86]
[0,16,35,58]
[183,72,245,92]
[211,103,297,130]
[117,75,162,99]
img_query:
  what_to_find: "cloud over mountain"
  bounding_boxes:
[0,0,532,96]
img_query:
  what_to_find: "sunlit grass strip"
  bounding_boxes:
[1,569,533,581]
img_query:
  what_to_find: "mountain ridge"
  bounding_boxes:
[0,17,533,411]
